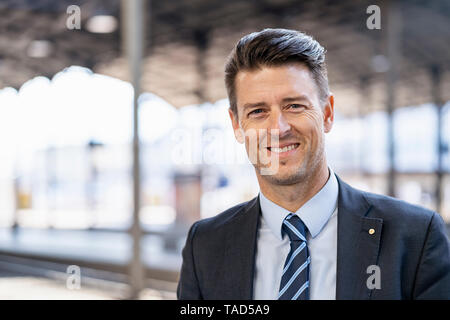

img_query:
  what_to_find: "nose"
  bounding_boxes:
[269,110,291,136]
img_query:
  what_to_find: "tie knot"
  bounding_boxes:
[282,214,307,242]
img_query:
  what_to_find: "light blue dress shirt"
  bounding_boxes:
[253,168,339,300]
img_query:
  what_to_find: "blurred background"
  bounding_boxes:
[0,0,449,299]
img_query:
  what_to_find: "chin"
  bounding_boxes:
[261,166,308,186]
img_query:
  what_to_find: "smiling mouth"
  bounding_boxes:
[267,143,300,153]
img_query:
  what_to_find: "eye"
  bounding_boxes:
[248,108,265,116]
[287,103,306,111]
[288,104,306,110]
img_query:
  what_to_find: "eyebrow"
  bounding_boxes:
[281,95,312,104]
[242,95,312,111]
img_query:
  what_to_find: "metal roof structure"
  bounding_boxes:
[0,0,449,114]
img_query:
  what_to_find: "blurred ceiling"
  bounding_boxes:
[0,0,449,115]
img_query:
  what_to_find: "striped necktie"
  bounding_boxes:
[278,213,310,300]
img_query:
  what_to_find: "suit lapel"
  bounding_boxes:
[222,196,261,299]
[335,176,383,300]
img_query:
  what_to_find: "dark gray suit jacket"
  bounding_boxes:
[177,176,450,299]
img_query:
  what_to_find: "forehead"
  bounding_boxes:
[234,63,319,107]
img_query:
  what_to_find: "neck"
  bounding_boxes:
[258,161,330,213]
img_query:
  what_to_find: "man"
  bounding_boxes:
[177,28,450,299]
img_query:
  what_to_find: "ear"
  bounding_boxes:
[323,93,334,133]
[228,108,244,144]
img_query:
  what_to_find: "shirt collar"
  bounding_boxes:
[259,167,339,240]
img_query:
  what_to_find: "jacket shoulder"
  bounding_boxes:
[361,189,436,225]
[193,197,257,234]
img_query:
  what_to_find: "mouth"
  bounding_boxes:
[267,143,300,154]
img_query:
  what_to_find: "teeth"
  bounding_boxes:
[270,144,298,153]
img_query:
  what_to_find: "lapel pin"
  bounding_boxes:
[369,228,375,235]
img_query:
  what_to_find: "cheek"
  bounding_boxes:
[242,128,267,154]
[294,113,325,147]
[241,117,269,131]
[240,120,269,144]
[297,113,323,135]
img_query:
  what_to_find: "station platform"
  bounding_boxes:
[0,227,183,285]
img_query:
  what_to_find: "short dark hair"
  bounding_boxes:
[224,28,329,115]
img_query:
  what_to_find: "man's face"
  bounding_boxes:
[229,63,334,185]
